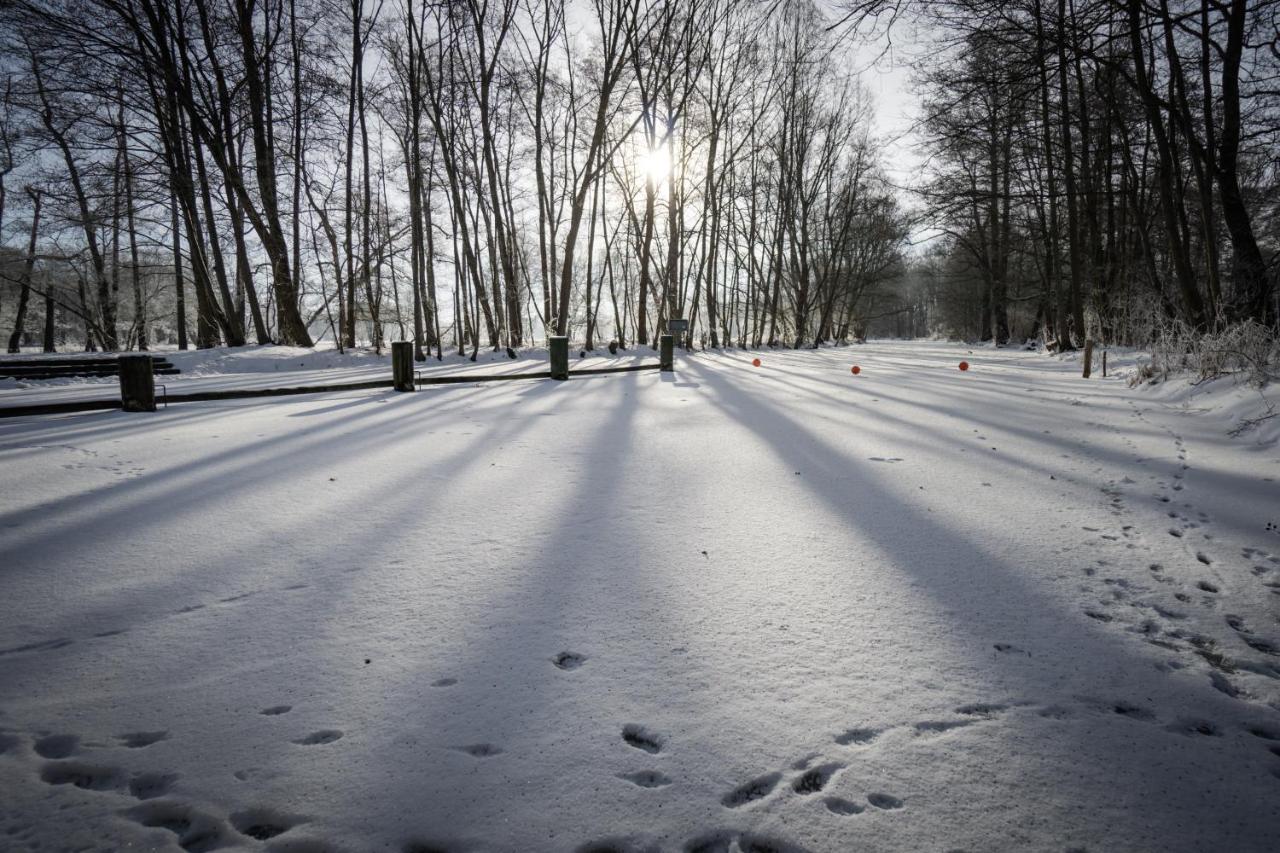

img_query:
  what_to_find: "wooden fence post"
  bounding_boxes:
[392,341,414,391]
[119,355,156,412]
[659,334,673,372]
[549,336,569,380]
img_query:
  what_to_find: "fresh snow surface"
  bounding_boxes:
[0,340,1278,853]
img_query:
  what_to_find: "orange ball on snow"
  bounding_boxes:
[851,365,861,375]
[959,361,970,371]
[752,358,762,367]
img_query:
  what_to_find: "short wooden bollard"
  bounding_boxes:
[119,355,156,412]
[1082,339,1094,379]
[391,340,415,392]
[549,336,569,380]
[659,334,674,372]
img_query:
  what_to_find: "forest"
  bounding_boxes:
[0,0,1275,360]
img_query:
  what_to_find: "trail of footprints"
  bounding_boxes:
[581,688,1280,853]
[0,701,347,852]
[1072,405,1280,775]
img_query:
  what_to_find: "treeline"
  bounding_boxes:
[0,0,906,357]
[909,0,1279,346]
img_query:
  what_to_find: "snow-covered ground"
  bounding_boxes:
[0,340,1278,853]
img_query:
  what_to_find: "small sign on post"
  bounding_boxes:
[667,318,689,335]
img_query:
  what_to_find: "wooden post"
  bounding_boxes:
[392,340,414,392]
[1102,350,1107,378]
[1082,339,1094,379]
[118,355,156,412]
[659,334,674,372]
[549,336,568,380]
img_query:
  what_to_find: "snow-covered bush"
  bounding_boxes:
[1133,315,1278,387]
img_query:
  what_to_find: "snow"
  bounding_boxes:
[0,340,1278,853]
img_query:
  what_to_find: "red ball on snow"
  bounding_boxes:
[752,358,761,367]
[851,365,861,375]
[959,361,970,371]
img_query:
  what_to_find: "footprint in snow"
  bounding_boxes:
[866,792,905,810]
[721,771,782,808]
[914,719,976,735]
[431,678,458,687]
[261,705,293,716]
[33,733,80,759]
[824,796,865,816]
[230,806,307,841]
[834,727,882,746]
[119,730,168,748]
[454,743,503,758]
[791,762,843,794]
[868,457,903,463]
[126,800,228,853]
[292,730,343,746]
[622,724,663,754]
[129,771,179,800]
[617,770,671,788]
[41,760,124,791]
[993,643,1030,657]
[553,651,586,670]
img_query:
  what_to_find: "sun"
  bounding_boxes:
[636,144,671,185]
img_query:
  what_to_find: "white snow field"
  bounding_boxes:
[1,341,1278,853]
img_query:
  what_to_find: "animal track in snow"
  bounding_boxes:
[868,457,903,463]
[824,796,865,816]
[791,762,844,794]
[553,651,587,670]
[721,771,782,808]
[129,772,179,800]
[292,730,343,746]
[40,760,124,791]
[431,678,458,687]
[834,727,882,745]
[261,705,293,716]
[454,743,503,758]
[955,702,1008,717]
[622,724,663,754]
[119,730,168,748]
[617,770,672,788]
[33,733,79,758]
[914,719,976,735]
[866,792,905,810]
[126,800,227,853]
[230,806,307,840]
[993,643,1030,656]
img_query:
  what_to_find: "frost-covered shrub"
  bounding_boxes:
[1133,316,1278,387]
[1193,320,1278,386]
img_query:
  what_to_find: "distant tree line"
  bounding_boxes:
[0,0,907,357]
[894,0,1279,346]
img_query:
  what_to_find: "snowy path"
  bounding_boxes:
[0,341,1278,852]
